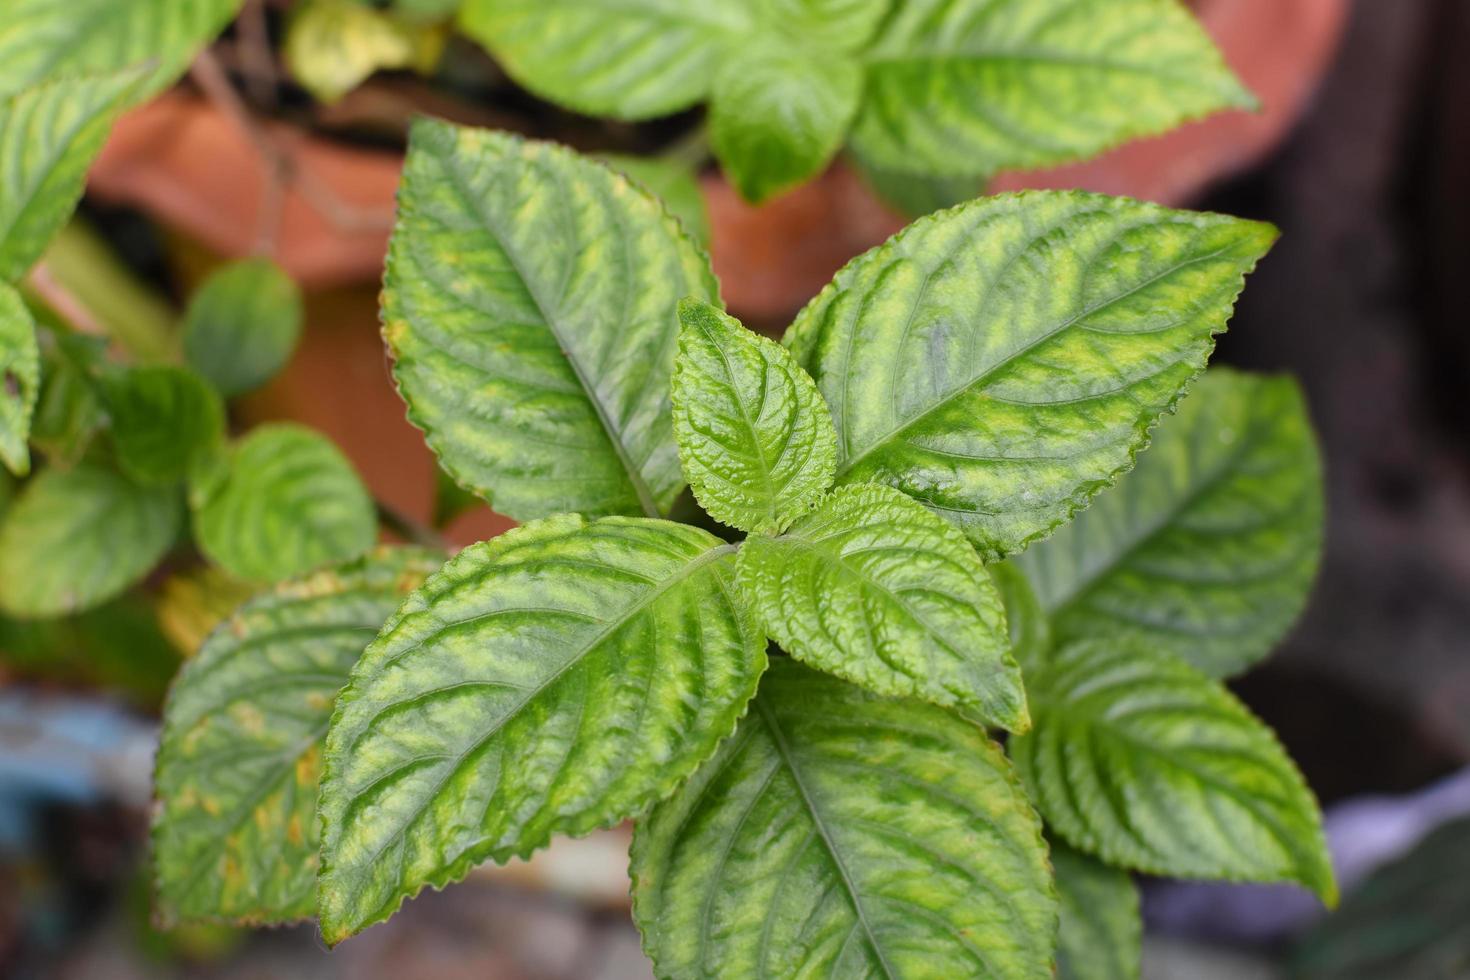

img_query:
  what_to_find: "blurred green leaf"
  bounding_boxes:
[1053,841,1140,980]
[285,0,445,104]
[28,328,107,466]
[183,259,303,398]
[102,365,225,486]
[0,283,39,476]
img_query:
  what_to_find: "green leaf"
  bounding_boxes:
[598,154,710,246]
[0,67,147,282]
[632,657,1057,979]
[851,148,982,219]
[1010,638,1336,902]
[1052,841,1140,980]
[152,547,441,927]
[183,259,303,398]
[783,191,1277,561]
[191,424,376,583]
[28,327,107,465]
[395,0,461,24]
[285,0,442,104]
[0,464,181,617]
[102,365,225,486]
[459,0,887,121]
[0,284,39,476]
[0,0,242,100]
[989,559,1051,675]
[1013,369,1323,677]
[1291,816,1470,980]
[851,0,1255,179]
[709,47,861,203]
[382,120,718,521]
[737,484,1027,730]
[316,515,766,944]
[671,299,836,534]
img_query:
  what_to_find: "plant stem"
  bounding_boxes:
[376,500,450,551]
[660,125,712,172]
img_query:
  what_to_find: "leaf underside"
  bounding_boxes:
[1010,639,1336,902]
[316,515,766,944]
[737,484,1027,730]
[672,299,836,535]
[152,547,441,926]
[783,190,1277,561]
[0,464,181,617]
[1014,368,1324,677]
[192,424,376,583]
[632,658,1057,979]
[851,0,1255,179]
[0,284,40,476]
[382,120,717,521]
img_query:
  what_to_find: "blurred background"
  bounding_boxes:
[4,0,1470,976]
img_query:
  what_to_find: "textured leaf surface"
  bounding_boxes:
[0,0,241,100]
[102,366,225,486]
[0,464,180,617]
[1053,841,1140,980]
[1010,639,1336,901]
[632,658,1057,979]
[672,299,835,534]
[383,120,717,521]
[153,548,439,926]
[192,424,376,583]
[1014,369,1323,677]
[599,154,710,245]
[709,47,861,203]
[316,515,765,943]
[0,284,39,476]
[183,259,303,398]
[851,0,1254,178]
[460,0,885,122]
[738,485,1027,730]
[0,68,145,282]
[784,191,1277,560]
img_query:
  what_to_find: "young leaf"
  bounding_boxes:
[783,191,1277,561]
[152,547,440,927]
[316,516,766,944]
[709,48,861,204]
[284,0,443,105]
[183,259,304,398]
[598,154,710,246]
[1052,841,1140,980]
[851,0,1255,180]
[631,658,1057,979]
[1014,369,1324,677]
[382,120,718,521]
[0,0,242,100]
[0,464,181,617]
[1010,639,1336,902]
[737,484,1027,730]
[671,299,836,534]
[28,328,107,465]
[101,365,225,486]
[191,424,376,583]
[0,284,39,476]
[0,67,146,282]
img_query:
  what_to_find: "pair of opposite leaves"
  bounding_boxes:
[153,121,1331,977]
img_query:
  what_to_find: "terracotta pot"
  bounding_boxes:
[82,0,1345,530]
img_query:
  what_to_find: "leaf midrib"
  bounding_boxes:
[698,316,780,528]
[333,541,740,903]
[754,697,898,980]
[832,243,1236,481]
[434,144,662,518]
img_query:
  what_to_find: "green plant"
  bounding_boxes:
[457,0,1253,203]
[141,119,1335,976]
